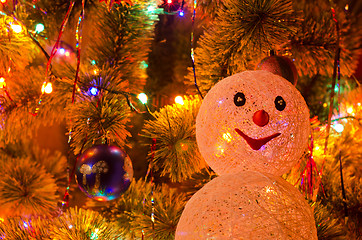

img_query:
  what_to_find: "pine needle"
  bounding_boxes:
[49,207,121,240]
[313,202,346,240]
[186,0,299,94]
[0,157,58,217]
[133,185,186,240]
[0,216,51,240]
[86,179,186,239]
[0,14,37,74]
[66,68,132,152]
[142,95,208,182]
[87,179,154,239]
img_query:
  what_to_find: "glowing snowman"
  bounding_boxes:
[175,71,317,239]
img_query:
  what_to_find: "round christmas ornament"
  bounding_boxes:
[257,54,298,85]
[75,145,133,201]
[196,70,310,176]
[175,171,317,240]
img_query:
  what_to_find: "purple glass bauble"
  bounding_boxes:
[75,145,133,201]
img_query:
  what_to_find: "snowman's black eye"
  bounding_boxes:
[234,92,246,107]
[274,96,286,111]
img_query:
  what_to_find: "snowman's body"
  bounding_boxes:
[175,71,317,239]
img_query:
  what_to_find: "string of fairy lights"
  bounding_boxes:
[0,0,359,235]
[0,0,198,236]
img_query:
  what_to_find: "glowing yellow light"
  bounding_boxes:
[215,145,225,157]
[345,4,349,11]
[180,142,188,151]
[358,102,361,106]
[0,77,6,88]
[93,68,99,75]
[175,96,184,105]
[94,197,105,201]
[90,228,100,240]
[137,93,148,104]
[323,103,327,108]
[41,82,53,94]
[333,123,344,133]
[222,132,232,143]
[1,0,7,3]
[65,51,70,57]
[347,107,353,114]
[11,24,22,33]
[0,217,4,222]
[35,23,44,33]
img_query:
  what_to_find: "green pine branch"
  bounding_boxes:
[186,0,299,94]
[142,95,208,182]
[87,1,160,93]
[86,179,186,239]
[0,156,59,217]
[313,201,346,240]
[66,68,132,153]
[0,217,50,240]
[50,207,121,240]
[0,14,38,74]
[0,207,122,239]
[290,0,362,78]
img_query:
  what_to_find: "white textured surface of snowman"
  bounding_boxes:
[175,70,317,240]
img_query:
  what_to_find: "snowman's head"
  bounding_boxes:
[196,70,310,176]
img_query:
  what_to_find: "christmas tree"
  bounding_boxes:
[0,0,361,239]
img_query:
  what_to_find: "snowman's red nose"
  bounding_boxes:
[253,110,269,127]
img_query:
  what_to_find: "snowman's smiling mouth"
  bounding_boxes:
[235,128,281,150]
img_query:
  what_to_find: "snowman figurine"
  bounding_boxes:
[175,71,317,239]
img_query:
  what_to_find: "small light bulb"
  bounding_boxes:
[23,221,29,228]
[1,0,7,3]
[65,51,70,57]
[59,48,65,55]
[41,82,53,94]
[147,5,156,12]
[175,96,184,105]
[167,0,172,3]
[91,60,96,65]
[11,24,22,33]
[137,93,148,104]
[89,87,98,96]
[222,132,232,143]
[140,60,148,69]
[334,85,339,92]
[347,107,353,114]
[0,77,6,88]
[332,123,344,133]
[179,10,184,17]
[35,23,44,33]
